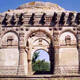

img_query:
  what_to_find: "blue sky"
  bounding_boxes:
[0,0,80,13]
[36,50,50,62]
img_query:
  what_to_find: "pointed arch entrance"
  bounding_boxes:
[26,30,55,74]
[32,49,50,74]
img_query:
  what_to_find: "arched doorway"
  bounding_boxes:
[32,49,50,74]
[26,30,55,74]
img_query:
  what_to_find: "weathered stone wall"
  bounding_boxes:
[0,2,80,76]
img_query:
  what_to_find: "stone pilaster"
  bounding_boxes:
[54,46,60,74]
[27,49,32,75]
[18,32,25,75]
[53,32,60,74]
[17,48,25,75]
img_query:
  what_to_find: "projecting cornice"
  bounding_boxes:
[0,12,80,27]
[0,2,79,27]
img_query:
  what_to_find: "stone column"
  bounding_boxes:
[53,32,60,74]
[27,49,32,75]
[17,47,25,75]
[54,46,60,74]
[18,32,25,75]
[19,49,24,65]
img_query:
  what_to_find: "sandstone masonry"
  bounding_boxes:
[0,1,80,76]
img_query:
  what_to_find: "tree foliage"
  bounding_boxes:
[32,51,39,63]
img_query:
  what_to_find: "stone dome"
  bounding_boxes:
[2,1,67,15]
[17,1,65,12]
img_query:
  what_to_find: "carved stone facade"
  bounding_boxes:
[0,1,80,75]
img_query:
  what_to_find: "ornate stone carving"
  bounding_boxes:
[2,14,9,26]
[18,13,24,25]
[50,12,57,26]
[59,12,65,26]
[10,14,16,25]
[39,13,46,25]
[75,13,80,25]
[29,13,35,25]
[67,12,74,26]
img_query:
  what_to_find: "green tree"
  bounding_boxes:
[32,51,39,63]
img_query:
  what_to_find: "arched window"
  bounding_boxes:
[65,35,71,45]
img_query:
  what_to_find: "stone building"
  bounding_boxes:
[0,1,80,75]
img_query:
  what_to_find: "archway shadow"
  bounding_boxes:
[34,71,52,75]
[48,41,55,74]
[77,34,80,74]
[33,41,55,75]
